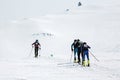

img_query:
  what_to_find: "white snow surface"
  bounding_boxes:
[0,0,120,80]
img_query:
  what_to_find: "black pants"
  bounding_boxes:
[34,47,39,57]
[78,47,83,63]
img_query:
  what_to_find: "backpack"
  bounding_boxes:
[33,42,40,47]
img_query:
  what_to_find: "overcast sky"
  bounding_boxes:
[0,0,81,21]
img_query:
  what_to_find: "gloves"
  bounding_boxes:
[71,49,73,51]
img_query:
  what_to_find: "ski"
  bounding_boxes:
[57,62,82,67]
[57,62,73,65]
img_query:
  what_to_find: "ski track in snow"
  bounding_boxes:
[0,55,120,80]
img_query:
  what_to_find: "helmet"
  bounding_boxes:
[74,39,77,42]
[77,39,80,42]
[83,42,86,44]
[35,39,38,42]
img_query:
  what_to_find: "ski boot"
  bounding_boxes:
[74,57,77,63]
[87,60,90,67]
[77,60,81,65]
[82,60,86,67]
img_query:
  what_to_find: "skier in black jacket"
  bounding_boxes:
[71,39,79,63]
[32,40,41,58]
[77,39,84,64]
[71,39,83,63]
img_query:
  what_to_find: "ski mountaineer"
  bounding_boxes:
[77,39,84,64]
[71,39,79,63]
[82,42,91,67]
[32,40,41,58]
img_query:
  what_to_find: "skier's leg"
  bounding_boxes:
[74,49,76,62]
[34,48,36,57]
[82,51,86,66]
[77,49,81,63]
[86,50,90,66]
[81,52,84,65]
[74,48,78,63]
[86,51,89,60]
[36,48,38,57]
[35,48,38,57]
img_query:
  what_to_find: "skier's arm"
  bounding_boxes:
[38,43,41,50]
[32,43,35,47]
[87,45,91,49]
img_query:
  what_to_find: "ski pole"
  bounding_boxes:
[28,47,33,57]
[38,48,41,57]
[70,51,73,62]
[89,51,100,62]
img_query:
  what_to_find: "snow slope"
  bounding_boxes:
[0,0,120,80]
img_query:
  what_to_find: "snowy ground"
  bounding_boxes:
[0,52,120,80]
[0,0,120,80]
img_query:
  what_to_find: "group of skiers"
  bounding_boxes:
[32,39,91,67]
[31,1,83,59]
[71,39,91,67]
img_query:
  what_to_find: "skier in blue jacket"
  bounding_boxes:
[82,42,91,67]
